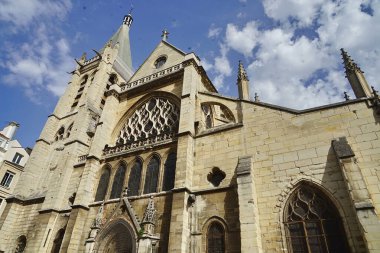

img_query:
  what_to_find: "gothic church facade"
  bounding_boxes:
[0,14,380,253]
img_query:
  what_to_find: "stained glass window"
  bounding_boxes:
[144,156,160,194]
[94,168,111,201]
[110,164,127,199]
[284,185,349,253]
[207,222,225,253]
[127,160,142,196]
[162,153,177,191]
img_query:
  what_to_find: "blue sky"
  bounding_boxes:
[1,0,380,148]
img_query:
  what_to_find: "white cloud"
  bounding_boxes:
[3,27,74,101]
[262,0,325,27]
[208,24,222,38]
[0,0,72,27]
[225,21,259,57]
[0,0,74,103]
[207,0,380,109]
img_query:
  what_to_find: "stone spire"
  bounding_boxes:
[237,61,250,100]
[341,48,372,98]
[106,14,134,79]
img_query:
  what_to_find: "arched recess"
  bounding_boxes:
[202,217,228,253]
[110,162,127,199]
[94,166,111,202]
[200,102,235,130]
[95,219,137,253]
[111,91,181,143]
[127,158,143,197]
[144,154,160,194]
[15,235,27,253]
[162,152,177,191]
[51,227,66,253]
[283,182,350,253]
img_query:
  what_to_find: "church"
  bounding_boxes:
[0,13,380,253]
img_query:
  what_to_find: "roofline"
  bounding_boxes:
[199,91,371,114]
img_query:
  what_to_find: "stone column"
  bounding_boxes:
[236,156,262,253]
[332,137,380,252]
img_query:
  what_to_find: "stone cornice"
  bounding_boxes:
[6,196,45,205]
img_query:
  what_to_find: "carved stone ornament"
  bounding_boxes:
[142,196,156,224]
[332,137,355,159]
[93,201,105,228]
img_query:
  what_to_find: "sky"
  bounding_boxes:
[0,0,379,148]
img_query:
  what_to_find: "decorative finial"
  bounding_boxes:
[343,91,350,101]
[161,29,169,41]
[123,13,133,27]
[93,201,105,228]
[372,86,379,98]
[254,93,260,102]
[237,60,249,81]
[123,187,129,197]
[341,48,363,74]
[142,196,156,224]
[80,52,87,61]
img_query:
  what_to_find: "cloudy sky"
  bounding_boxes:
[0,0,379,147]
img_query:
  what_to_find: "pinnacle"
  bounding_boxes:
[237,61,249,81]
[341,48,363,74]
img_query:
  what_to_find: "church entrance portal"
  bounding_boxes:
[96,221,136,253]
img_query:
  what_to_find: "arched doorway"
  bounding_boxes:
[96,220,136,253]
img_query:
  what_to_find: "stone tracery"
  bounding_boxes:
[116,97,179,146]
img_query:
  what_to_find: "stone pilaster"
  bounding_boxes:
[236,156,262,253]
[332,137,380,252]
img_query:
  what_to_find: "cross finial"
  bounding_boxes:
[161,29,169,41]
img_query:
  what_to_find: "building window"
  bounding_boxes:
[94,168,111,202]
[51,228,65,253]
[15,235,27,253]
[162,153,177,191]
[144,155,160,194]
[1,171,15,187]
[12,152,23,164]
[127,159,142,196]
[207,222,225,253]
[284,184,349,253]
[110,163,127,199]
[202,104,213,129]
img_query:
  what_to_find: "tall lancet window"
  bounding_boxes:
[284,184,349,253]
[127,159,142,196]
[162,153,177,191]
[144,155,160,194]
[94,167,111,201]
[207,222,225,253]
[110,163,127,199]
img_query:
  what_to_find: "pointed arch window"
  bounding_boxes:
[110,163,127,199]
[207,222,225,253]
[144,156,160,194]
[51,228,65,253]
[127,160,142,196]
[94,168,111,201]
[162,153,177,191]
[284,184,349,253]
